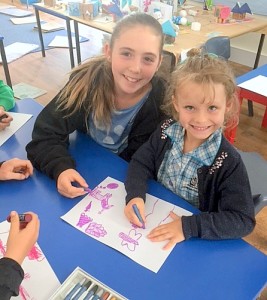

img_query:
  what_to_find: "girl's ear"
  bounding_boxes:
[157,55,163,71]
[226,98,233,113]
[172,95,179,113]
[104,43,111,60]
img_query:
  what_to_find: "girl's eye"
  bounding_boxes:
[121,51,131,57]
[209,106,217,111]
[185,106,194,111]
[144,57,155,63]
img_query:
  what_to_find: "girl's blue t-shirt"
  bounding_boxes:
[88,93,149,154]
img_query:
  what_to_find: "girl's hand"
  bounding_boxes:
[0,158,33,181]
[124,198,146,228]
[57,169,89,198]
[147,211,185,250]
[5,211,40,265]
[0,110,13,131]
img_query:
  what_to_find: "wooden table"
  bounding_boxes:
[33,2,267,67]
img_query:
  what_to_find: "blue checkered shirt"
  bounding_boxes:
[158,122,222,207]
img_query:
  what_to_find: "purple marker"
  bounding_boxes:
[132,204,145,229]
[7,213,32,223]
[84,187,92,193]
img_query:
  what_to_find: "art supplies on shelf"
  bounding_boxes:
[49,267,127,300]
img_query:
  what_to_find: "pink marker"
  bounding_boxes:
[7,213,32,223]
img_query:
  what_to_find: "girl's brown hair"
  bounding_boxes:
[56,13,164,127]
[163,51,240,130]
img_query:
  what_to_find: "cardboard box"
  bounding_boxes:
[49,267,127,300]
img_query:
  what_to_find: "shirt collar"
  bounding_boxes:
[165,122,222,166]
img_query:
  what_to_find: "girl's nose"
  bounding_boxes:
[195,111,207,123]
[128,58,142,73]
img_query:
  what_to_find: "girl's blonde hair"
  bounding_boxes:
[163,51,240,130]
[56,13,164,126]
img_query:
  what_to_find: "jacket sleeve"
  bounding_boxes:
[182,148,256,240]
[0,258,24,299]
[125,124,166,204]
[26,95,86,180]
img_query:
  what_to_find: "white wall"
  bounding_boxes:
[230,33,267,67]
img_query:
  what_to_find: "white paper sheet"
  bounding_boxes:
[13,82,47,99]
[61,177,192,273]
[0,221,60,300]
[0,112,32,147]
[238,75,267,97]
[0,42,39,64]
[48,36,80,48]
[0,7,33,17]
[10,16,37,24]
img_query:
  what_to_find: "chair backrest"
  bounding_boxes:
[202,36,231,60]
[237,150,267,214]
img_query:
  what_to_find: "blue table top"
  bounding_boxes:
[1,98,267,300]
[236,63,267,85]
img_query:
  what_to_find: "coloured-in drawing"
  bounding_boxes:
[119,229,142,251]
[0,239,6,256]
[61,176,193,273]
[89,186,114,214]
[19,273,31,300]
[106,183,119,189]
[0,222,60,300]
[27,244,45,262]
[76,213,92,227]
[85,222,107,238]
[84,201,92,212]
[0,236,32,299]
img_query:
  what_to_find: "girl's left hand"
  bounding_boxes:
[147,211,185,250]
[0,110,13,131]
[0,158,33,181]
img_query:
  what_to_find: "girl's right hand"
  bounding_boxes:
[124,198,146,228]
[57,169,89,198]
[5,211,40,265]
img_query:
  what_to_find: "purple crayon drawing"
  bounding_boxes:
[106,183,119,189]
[145,199,159,220]
[76,213,92,228]
[85,222,107,238]
[0,237,41,300]
[84,201,92,212]
[0,239,6,256]
[158,206,175,226]
[19,273,31,300]
[90,187,114,214]
[28,244,44,262]
[119,229,142,251]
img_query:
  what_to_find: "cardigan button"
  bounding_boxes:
[197,169,202,174]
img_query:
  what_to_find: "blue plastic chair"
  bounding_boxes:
[238,150,267,214]
[202,36,231,60]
